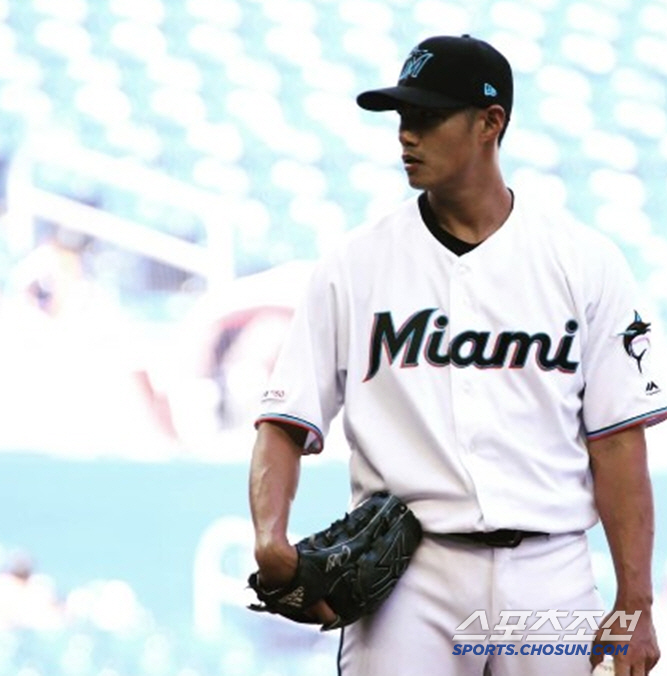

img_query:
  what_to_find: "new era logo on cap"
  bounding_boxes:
[484,82,498,97]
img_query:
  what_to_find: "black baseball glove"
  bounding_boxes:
[247,491,422,630]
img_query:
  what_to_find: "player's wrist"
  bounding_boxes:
[613,589,654,611]
[254,536,291,559]
[254,539,298,588]
[609,596,654,624]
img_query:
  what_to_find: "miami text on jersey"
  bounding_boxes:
[364,309,580,381]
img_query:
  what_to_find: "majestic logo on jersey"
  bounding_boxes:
[646,381,661,395]
[620,311,651,374]
[399,48,434,82]
[364,309,580,381]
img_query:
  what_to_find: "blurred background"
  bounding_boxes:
[0,0,666,674]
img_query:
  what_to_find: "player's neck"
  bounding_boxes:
[426,181,514,245]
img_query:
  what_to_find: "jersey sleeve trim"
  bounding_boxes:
[254,413,324,454]
[586,407,667,441]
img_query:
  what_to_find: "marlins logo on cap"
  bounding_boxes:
[399,48,435,81]
[357,34,513,119]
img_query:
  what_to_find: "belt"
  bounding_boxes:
[444,529,549,548]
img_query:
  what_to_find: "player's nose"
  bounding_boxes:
[398,122,419,146]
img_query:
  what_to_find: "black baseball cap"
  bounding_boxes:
[357,35,513,120]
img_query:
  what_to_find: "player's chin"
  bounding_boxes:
[404,170,427,190]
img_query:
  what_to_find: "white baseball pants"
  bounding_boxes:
[337,531,604,676]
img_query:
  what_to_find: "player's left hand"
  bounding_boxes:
[590,605,660,675]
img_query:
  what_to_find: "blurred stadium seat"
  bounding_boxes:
[0,0,663,322]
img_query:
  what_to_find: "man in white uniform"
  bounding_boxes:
[248,35,667,675]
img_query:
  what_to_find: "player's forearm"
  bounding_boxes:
[588,426,655,609]
[249,421,303,561]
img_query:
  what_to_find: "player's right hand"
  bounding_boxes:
[254,540,338,626]
[254,540,298,589]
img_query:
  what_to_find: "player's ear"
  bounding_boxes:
[479,105,506,146]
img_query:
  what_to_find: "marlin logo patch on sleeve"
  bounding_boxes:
[620,311,651,373]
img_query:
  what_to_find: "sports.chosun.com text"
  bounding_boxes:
[453,643,628,657]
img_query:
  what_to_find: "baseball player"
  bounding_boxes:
[249,35,667,675]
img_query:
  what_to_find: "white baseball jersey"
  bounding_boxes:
[257,192,667,535]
